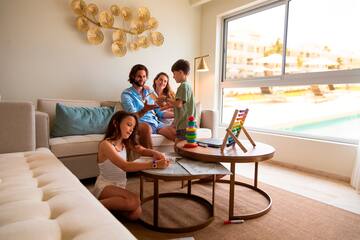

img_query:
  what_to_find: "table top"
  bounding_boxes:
[176,140,275,163]
[138,153,231,180]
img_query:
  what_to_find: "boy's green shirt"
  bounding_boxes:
[174,81,196,130]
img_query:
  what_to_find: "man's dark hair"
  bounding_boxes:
[171,59,190,75]
[128,64,148,84]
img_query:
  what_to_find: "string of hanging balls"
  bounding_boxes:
[70,0,164,57]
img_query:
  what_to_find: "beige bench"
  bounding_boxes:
[0,101,136,240]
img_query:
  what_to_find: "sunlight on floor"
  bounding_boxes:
[222,162,360,214]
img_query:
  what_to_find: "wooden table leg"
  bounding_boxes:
[140,175,144,202]
[229,162,236,219]
[254,162,258,188]
[212,174,216,216]
[153,179,159,227]
[187,180,192,195]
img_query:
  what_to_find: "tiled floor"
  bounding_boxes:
[222,161,360,214]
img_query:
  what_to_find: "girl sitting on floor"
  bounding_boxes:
[93,111,170,220]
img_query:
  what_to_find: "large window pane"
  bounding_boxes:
[221,0,360,143]
[286,0,360,74]
[225,4,285,80]
[222,84,360,142]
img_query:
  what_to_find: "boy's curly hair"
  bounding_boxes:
[171,59,190,75]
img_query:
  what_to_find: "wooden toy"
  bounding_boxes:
[184,115,198,148]
[220,109,256,153]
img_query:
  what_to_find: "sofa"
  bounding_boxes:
[0,101,136,240]
[36,98,216,180]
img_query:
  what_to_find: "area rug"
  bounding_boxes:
[117,176,360,240]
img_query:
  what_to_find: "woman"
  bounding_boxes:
[152,72,175,127]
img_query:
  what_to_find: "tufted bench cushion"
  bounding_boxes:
[0,148,136,240]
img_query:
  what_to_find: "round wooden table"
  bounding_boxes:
[176,140,275,220]
[139,157,219,233]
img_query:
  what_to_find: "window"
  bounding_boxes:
[221,0,360,143]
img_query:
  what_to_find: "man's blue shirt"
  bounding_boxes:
[121,86,163,126]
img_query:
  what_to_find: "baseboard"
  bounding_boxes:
[268,160,351,183]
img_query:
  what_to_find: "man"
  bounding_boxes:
[121,64,176,148]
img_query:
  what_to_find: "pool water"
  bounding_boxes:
[282,114,360,141]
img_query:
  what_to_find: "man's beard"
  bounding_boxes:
[134,79,145,87]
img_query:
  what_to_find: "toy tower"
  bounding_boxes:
[184,115,198,148]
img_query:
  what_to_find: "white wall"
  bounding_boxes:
[199,0,357,180]
[0,0,201,104]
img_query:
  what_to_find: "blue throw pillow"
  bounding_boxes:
[51,103,115,137]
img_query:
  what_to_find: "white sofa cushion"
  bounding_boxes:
[49,134,104,158]
[0,148,135,240]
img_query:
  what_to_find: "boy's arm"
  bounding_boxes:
[173,99,184,108]
[166,98,183,108]
[173,82,189,109]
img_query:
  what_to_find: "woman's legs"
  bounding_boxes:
[99,185,142,220]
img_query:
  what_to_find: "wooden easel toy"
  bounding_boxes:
[220,108,256,153]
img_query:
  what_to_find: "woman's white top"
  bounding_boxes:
[92,147,127,198]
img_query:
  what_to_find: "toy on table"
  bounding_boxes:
[184,115,198,148]
[220,108,256,153]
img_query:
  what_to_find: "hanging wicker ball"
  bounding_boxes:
[137,36,150,48]
[71,0,86,15]
[128,42,139,51]
[147,17,158,29]
[110,5,121,16]
[112,30,127,44]
[130,20,145,34]
[150,31,164,46]
[137,7,150,21]
[75,16,89,32]
[87,27,104,45]
[112,41,127,57]
[99,11,114,28]
[121,7,132,21]
[87,3,98,15]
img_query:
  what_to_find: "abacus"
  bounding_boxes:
[220,109,256,153]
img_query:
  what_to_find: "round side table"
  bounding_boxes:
[139,159,218,233]
[176,140,275,220]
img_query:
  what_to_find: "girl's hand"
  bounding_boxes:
[152,151,165,160]
[156,158,170,169]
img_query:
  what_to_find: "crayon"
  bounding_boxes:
[224,219,245,224]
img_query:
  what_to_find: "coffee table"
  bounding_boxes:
[176,140,275,220]
[138,155,231,233]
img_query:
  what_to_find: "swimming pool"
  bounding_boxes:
[282,114,360,140]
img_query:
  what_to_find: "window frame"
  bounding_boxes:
[219,0,360,143]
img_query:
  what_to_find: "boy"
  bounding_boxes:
[169,59,196,143]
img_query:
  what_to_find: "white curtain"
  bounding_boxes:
[351,140,360,193]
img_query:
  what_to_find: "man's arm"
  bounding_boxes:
[121,92,156,118]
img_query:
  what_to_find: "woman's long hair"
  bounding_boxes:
[103,111,138,149]
[153,72,175,99]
